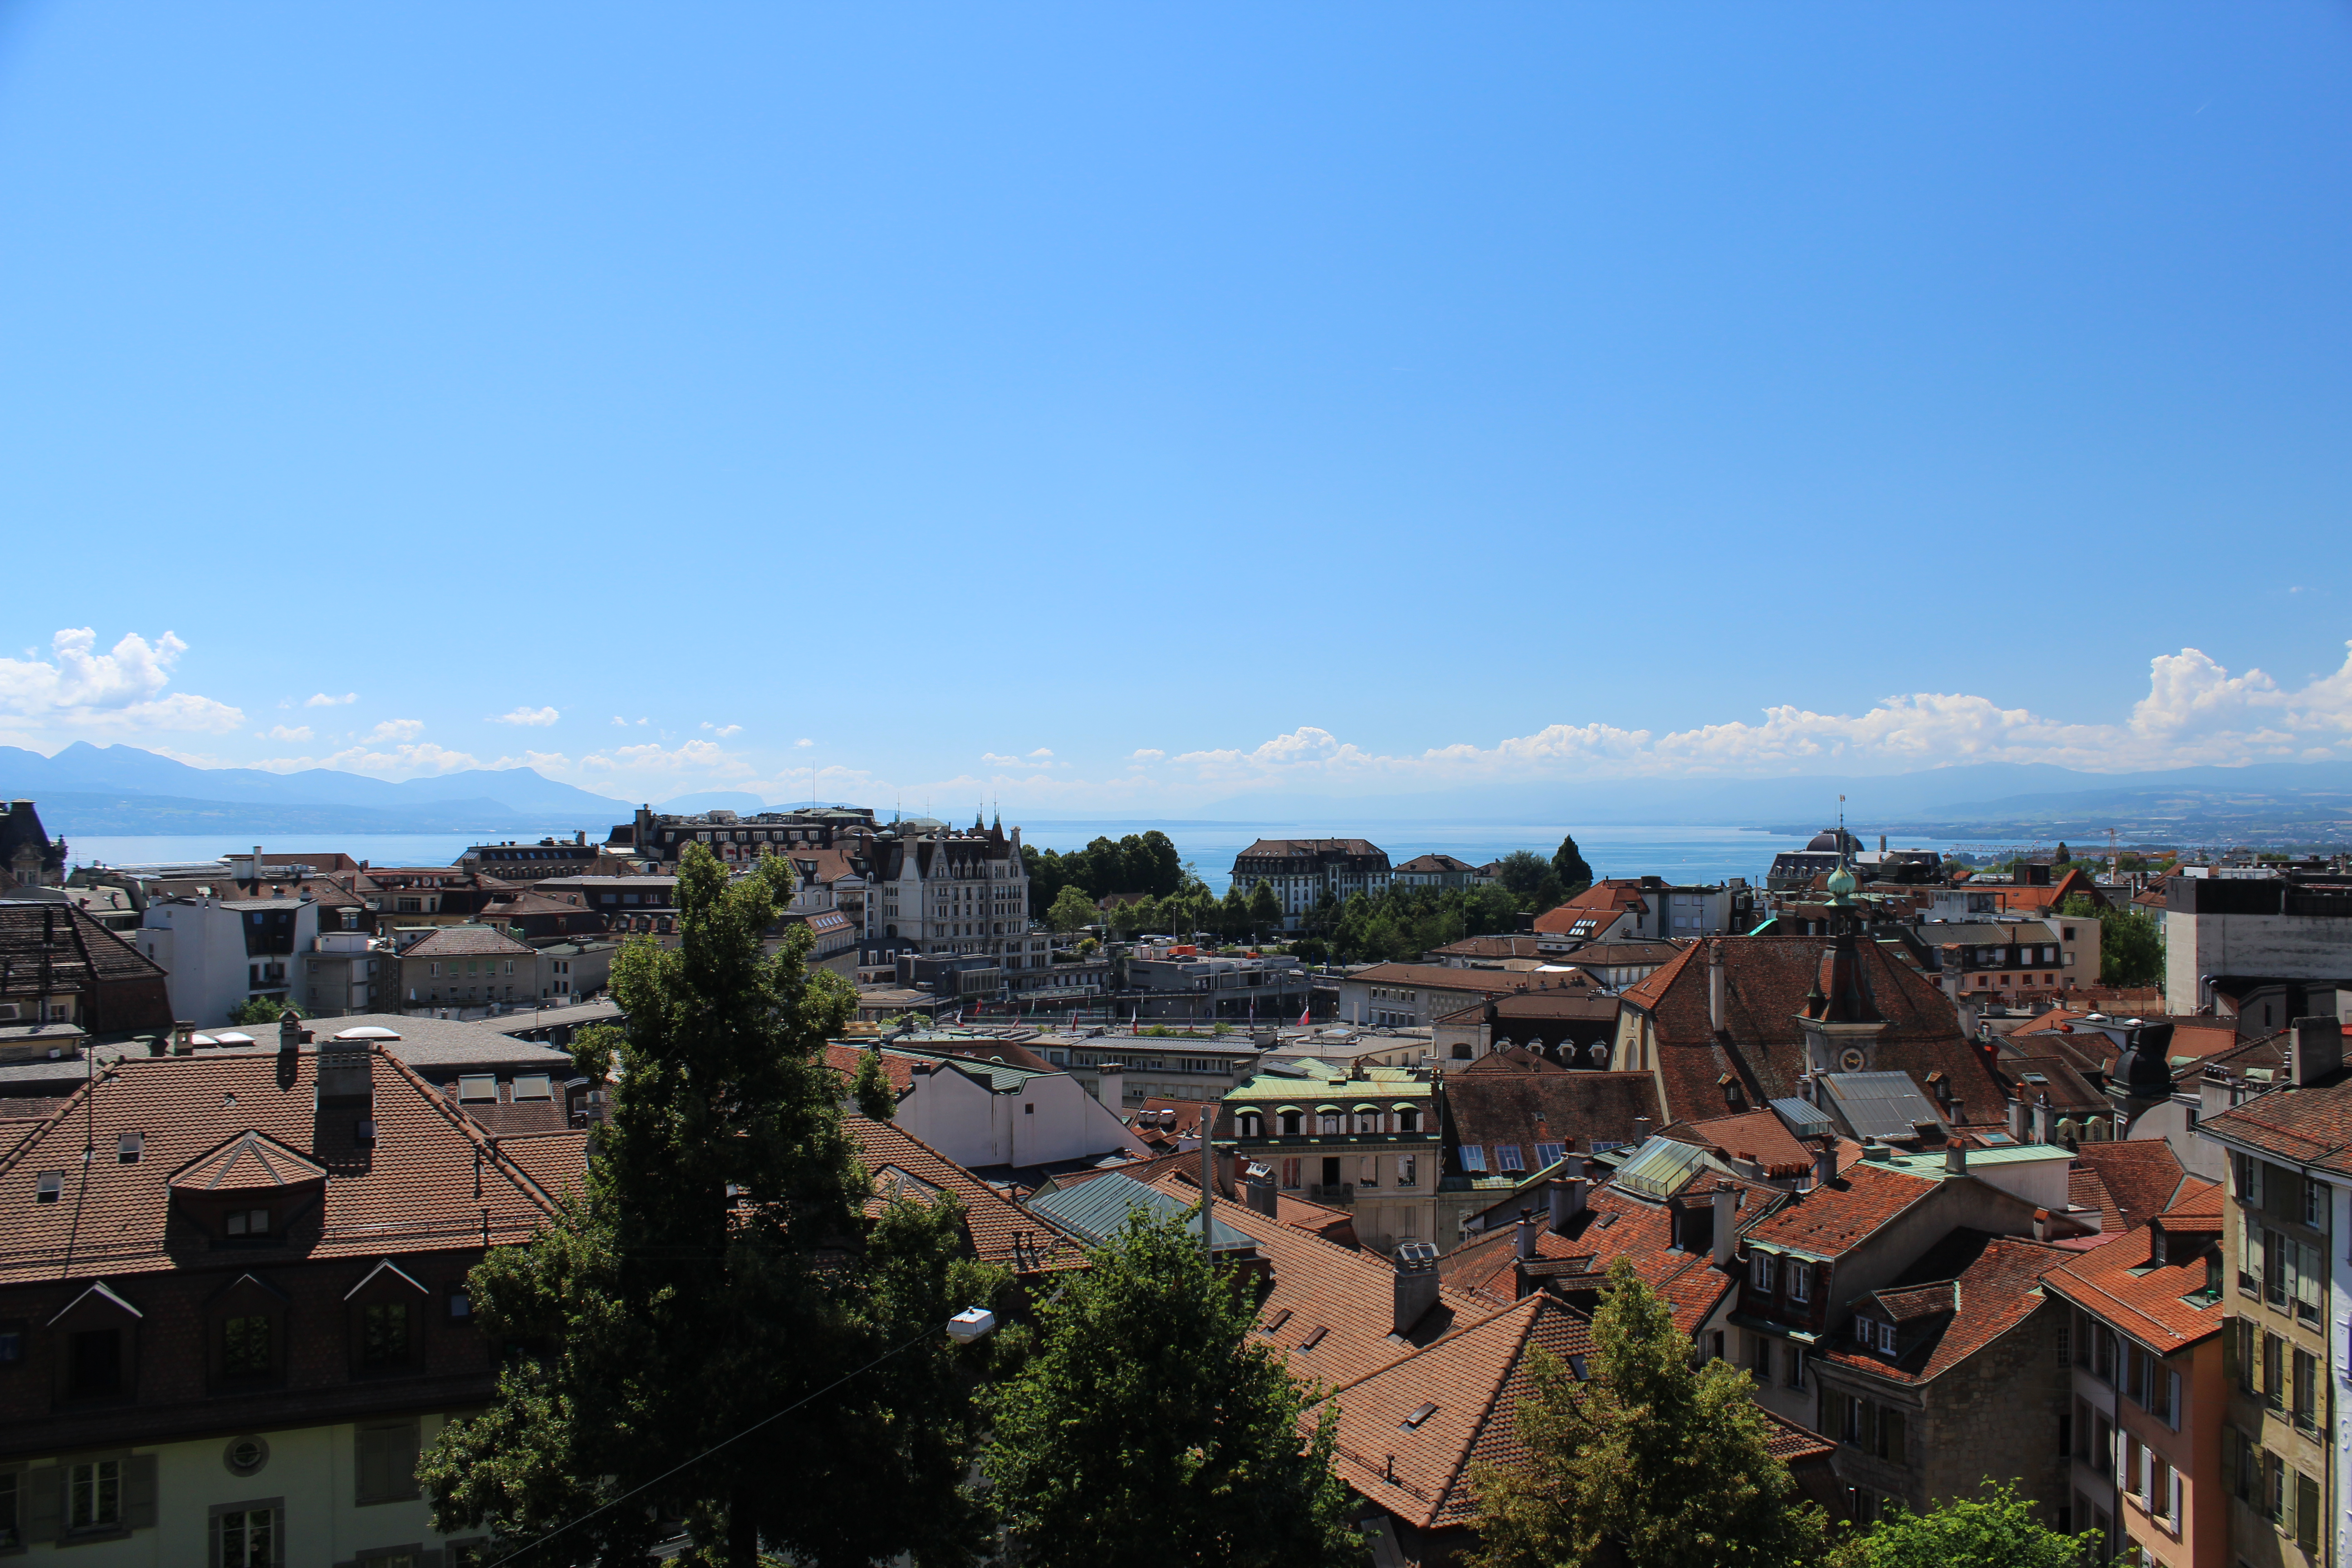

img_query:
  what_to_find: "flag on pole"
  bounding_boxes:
[1298,1003,1311,1028]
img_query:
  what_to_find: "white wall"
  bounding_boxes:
[2167,910,2352,1008]
[139,899,320,1027]
[892,1063,1147,1168]
[12,1415,467,1565]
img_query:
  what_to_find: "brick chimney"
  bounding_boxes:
[1711,1181,1737,1266]
[1392,1242,1440,1336]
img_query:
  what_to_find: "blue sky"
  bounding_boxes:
[1,3,2347,811]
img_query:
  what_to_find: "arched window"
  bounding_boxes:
[1238,1112,1263,1138]
[1394,1107,1420,1133]
[1279,1110,1303,1137]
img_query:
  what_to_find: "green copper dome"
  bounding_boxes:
[1825,864,1857,902]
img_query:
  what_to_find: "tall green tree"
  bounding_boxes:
[421,845,990,1568]
[1470,1258,1830,1568]
[1833,1482,2093,1568]
[852,1045,897,1121]
[1248,879,1282,941]
[229,996,289,1026]
[1551,833,1594,894]
[2059,893,2166,990]
[983,1211,1362,1568]
[1492,850,1566,914]
[1047,884,1100,934]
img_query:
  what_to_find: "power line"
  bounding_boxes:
[483,1317,959,1567]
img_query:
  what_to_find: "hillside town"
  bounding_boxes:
[1,789,2347,1564]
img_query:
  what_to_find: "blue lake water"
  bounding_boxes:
[70,822,1973,893]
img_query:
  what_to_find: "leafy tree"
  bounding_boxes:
[229,996,289,1026]
[852,1045,897,1121]
[1551,833,1594,894]
[1290,936,1330,965]
[1248,879,1282,941]
[982,1211,1362,1568]
[1047,884,1100,934]
[2053,842,2072,865]
[421,844,990,1568]
[1469,1258,1830,1568]
[2059,893,2166,990]
[1219,883,1250,942]
[1833,1482,2094,1568]
[1492,850,1566,914]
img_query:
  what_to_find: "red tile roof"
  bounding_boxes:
[2070,1141,2188,1229]
[1665,1109,1819,1179]
[1442,1071,1663,1163]
[2046,1217,2224,1352]
[1741,1160,1941,1263]
[1619,936,2006,1126]
[1823,1234,2072,1384]
[2199,1074,2352,1176]
[0,1048,569,1284]
[844,1114,1088,1276]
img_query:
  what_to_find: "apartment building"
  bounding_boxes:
[2198,1018,2350,1568]
[137,893,323,1027]
[2044,1188,2228,1566]
[1226,839,1391,931]
[1219,1061,1439,1253]
[2165,871,2352,1018]
[865,818,1043,970]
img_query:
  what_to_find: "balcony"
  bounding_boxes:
[1307,1182,1355,1207]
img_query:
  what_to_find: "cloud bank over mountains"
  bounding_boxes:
[3,625,2349,809]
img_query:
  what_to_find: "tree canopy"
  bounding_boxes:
[421,844,997,1568]
[2058,892,2166,990]
[1470,1258,1830,1568]
[1046,883,1101,934]
[982,1210,1362,1568]
[1023,831,1185,916]
[1551,833,1594,893]
[1833,1482,2094,1568]
[1491,849,1567,913]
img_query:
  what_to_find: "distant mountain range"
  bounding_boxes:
[0,742,642,835]
[6,744,2350,847]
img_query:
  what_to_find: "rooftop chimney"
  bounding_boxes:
[2293,1017,2344,1088]
[2006,1095,2027,1141]
[1708,941,1726,1033]
[1863,1141,1893,1162]
[1548,1176,1586,1230]
[1392,1241,1440,1335]
[1944,1142,1968,1177]
[1514,1206,1537,1262]
[1242,1165,1279,1217]
[1633,1116,1653,1144]
[1711,1181,1737,1266]
[1812,1140,1837,1189]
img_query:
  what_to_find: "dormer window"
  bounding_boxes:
[1854,1317,1874,1346]
[1750,1253,1776,1292]
[1877,1322,1897,1355]
[35,1171,63,1204]
[117,1132,142,1164]
[225,1208,270,1237]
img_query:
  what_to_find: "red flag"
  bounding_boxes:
[1298,1003,1311,1028]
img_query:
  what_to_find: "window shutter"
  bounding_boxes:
[2169,1469,2182,1529]
[25,1466,62,1543]
[2167,1370,2181,1431]
[2222,1428,2240,1497]
[2298,1471,2322,1551]
[122,1454,157,1530]
[2223,1319,2239,1382]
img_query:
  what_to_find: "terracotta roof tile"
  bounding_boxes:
[1665,1109,1818,1178]
[1823,1234,2072,1384]
[2045,1217,2225,1352]
[1443,1072,1662,1163]
[0,1048,565,1284]
[1742,1161,1941,1262]
[2199,1074,2352,1176]
[2069,1141,2187,1229]
[844,1115,1088,1276]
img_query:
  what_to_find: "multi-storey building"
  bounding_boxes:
[1920,919,2099,1005]
[2198,1017,2349,1568]
[1226,839,1391,931]
[454,833,603,882]
[1,798,67,889]
[864,818,1042,970]
[137,893,324,1026]
[2164,870,2352,1019]
[608,804,877,867]
[1391,853,1478,890]
[1217,1061,1438,1254]
[2045,1187,2228,1565]
[0,903,175,1039]
[0,1019,578,1564]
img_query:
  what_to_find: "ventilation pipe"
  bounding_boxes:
[1708,941,1726,1033]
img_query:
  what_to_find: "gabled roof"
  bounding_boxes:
[1821,1234,2072,1384]
[1025,1171,1255,1253]
[167,1130,328,1192]
[2045,1183,2225,1354]
[0,1048,570,1284]
[1143,1173,1480,1386]
[1618,936,2005,1127]
[2196,1073,2352,1176]
[1741,1160,1940,1264]
[2069,1140,2189,1229]
[843,1114,1088,1277]
[1443,1072,1661,1163]
[1314,1293,1594,1530]
[400,925,536,958]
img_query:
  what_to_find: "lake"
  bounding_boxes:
[68,821,1972,892]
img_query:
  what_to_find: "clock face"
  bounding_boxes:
[1839,1048,1867,1073]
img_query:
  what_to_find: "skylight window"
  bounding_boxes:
[1458,1146,1489,1174]
[35,1171,62,1204]
[1298,1325,1329,1351]
[1261,1308,1293,1335]
[117,1132,142,1164]
[1496,1145,1526,1174]
[512,1074,553,1102]
[458,1075,498,1103]
[1534,1142,1566,1167]
[1400,1402,1438,1430]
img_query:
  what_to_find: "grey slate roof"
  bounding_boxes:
[1816,1071,1945,1142]
[1024,1171,1254,1253]
[1769,1096,1836,1140]
[319,1014,574,1074]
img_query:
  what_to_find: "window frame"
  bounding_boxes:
[209,1496,287,1568]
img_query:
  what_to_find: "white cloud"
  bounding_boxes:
[612,715,629,727]
[493,706,559,727]
[305,691,358,707]
[1150,642,2352,790]
[254,741,484,778]
[0,628,243,735]
[1028,747,1054,758]
[794,737,816,748]
[981,752,1022,765]
[259,724,313,743]
[1129,749,1165,764]
[368,719,426,743]
[701,722,743,738]
[492,750,572,772]
[578,739,754,779]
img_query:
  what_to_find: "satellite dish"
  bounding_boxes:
[1839,1048,1867,1073]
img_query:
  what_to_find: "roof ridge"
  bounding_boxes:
[1434,1295,1552,1519]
